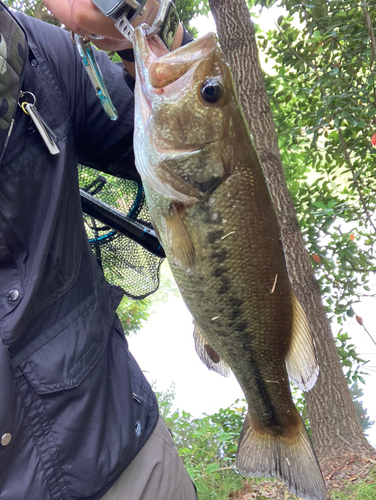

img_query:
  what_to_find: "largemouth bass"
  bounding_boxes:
[133,27,326,500]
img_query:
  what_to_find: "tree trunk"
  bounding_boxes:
[208,0,375,462]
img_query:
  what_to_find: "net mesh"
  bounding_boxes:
[78,165,164,299]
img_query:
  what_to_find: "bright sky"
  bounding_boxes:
[129,3,376,449]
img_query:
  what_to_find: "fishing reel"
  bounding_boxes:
[91,0,180,49]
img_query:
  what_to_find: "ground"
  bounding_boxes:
[227,455,376,500]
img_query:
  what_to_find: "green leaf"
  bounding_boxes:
[206,463,220,474]
[217,432,235,442]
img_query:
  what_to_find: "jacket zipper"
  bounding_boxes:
[0,119,15,164]
[132,392,152,412]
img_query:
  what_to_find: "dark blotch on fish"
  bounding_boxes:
[212,267,224,278]
[212,248,227,263]
[254,375,281,428]
[208,230,224,244]
[229,308,241,322]
[218,277,230,294]
[204,344,221,364]
[228,297,242,309]
[235,320,248,333]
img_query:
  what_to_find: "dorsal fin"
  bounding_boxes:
[193,321,231,377]
[285,292,319,392]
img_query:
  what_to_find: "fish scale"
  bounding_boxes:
[133,27,326,500]
[171,179,293,421]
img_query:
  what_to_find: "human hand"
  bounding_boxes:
[43,0,161,52]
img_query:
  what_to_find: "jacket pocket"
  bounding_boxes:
[18,283,112,394]
[13,282,143,499]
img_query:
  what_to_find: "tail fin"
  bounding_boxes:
[237,412,326,500]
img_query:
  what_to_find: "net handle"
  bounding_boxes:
[80,190,165,258]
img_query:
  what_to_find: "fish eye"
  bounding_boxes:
[200,78,222,103]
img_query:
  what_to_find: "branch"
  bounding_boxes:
[362,2,376,68]
[337,128,376,233]
[338,267,376,272]
[276,24,317,71]
[300,0,373,103]
[351,306,376,346]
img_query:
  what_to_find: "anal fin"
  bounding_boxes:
[193,321,231,377]
[285,292,319,392]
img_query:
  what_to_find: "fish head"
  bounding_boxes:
[133,27,243,202]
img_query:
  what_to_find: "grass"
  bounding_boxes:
[329,468,376,500]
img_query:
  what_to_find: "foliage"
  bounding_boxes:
[5,0,39,15]
[117,261,181,335]
[117,296,151,335]
[335,330,369,385]
[5,0,59,23]
[156,385,376,499]
[350,382,375,434]
[175,0,209,37]
[257,0,376,387]
[147,260,181,311]
[156,385,248,499]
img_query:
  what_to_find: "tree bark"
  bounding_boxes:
[208,0,375,462]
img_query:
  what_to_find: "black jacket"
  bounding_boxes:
[0,7,158,500]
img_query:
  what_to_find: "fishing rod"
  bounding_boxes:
[80,189,165,258]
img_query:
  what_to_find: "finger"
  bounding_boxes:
[70,0,125,40]
[43,0,73,28]
[93,37,132,52]
[44,0,124,40]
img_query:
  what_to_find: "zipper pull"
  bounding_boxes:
[19,92,60,155]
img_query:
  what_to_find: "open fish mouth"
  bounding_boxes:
[134,26,219,89]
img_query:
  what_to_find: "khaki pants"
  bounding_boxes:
[100,418,197,500]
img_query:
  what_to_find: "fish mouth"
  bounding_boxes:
[133,26,218,89]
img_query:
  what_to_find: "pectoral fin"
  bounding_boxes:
[285,292,319,392]
[193,321,231,377]
[164,203,197,274]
